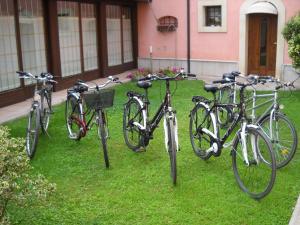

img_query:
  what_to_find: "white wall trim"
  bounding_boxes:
[198,0,227,33]
[239,0,285,78]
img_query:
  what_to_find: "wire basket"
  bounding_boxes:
[83,89,115,110]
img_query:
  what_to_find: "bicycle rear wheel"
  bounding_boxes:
[189,103,216,160]
[97,110,109,168]
[232,127,276,199]
[123,98,144,151]
[41,91,51,132]
[26,103,40,159]
[65,95,82,140]
[165,115,177,185]
[258,112,298,169]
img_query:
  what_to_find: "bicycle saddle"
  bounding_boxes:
[204,84,219,93]
[137,81,152,89]
[222,73,235,81]
[72,84,88,93]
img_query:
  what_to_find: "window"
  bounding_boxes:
[260,17,268,66]
[106,5,134,67]
[198,0,227,32]
[0,0,20,91]
[122,7,133,63]
[18,0,47,85]
[205,6,221,26]
[57,1,81,77]
[106,5,122,66]
[81,3,98,71]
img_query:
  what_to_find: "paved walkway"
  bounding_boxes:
[0,70,133,124]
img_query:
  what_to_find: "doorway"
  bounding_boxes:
[247,14,278,76]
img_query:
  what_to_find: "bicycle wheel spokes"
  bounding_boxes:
[123,99,144,151]
[166,117,177,185]
[65,96,82,140]
[189,104,214,160]
[26,105,40,158]
[97,111,109,168]
[41,92,51,131]
[259,113,297,168]
[232,128,276,199]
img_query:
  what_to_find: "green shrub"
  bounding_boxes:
[282,12,300,69]
[0,126,56,224]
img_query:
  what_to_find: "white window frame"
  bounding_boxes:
[198,0,227,33]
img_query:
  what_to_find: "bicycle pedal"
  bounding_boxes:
[136,147,146,152]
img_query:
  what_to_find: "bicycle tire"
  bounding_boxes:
[26,103,40,159]
[97,110,110,168]
[258,112,298,169]
[189,103,216,160]
[123,98,144,151]
[232,127,276,199]
[165,116,177,185]
[217,87,234,128]
[40,90,51,132]
[65,95,82,141]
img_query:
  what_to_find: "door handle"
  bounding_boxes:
[273,42,277,45]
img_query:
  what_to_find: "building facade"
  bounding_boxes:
[0,0,146,108]
[137,0,300,82]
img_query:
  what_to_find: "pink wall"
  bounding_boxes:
[138,0,300,64]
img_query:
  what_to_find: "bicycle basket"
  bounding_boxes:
[83,89,115,110]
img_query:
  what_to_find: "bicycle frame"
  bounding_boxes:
[67,91,97,137]
[198,86,259,164]
[131,79,173,137]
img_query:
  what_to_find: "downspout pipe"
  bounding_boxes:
[187,0,191,73]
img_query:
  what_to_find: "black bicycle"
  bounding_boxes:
[189,79,276,199]
[65,76,121,168]
[123,71,196,185]
[17,71,57,158]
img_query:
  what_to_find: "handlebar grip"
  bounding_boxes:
[138,76,151,81]
[187,74,197,77]
[16,71,29,77]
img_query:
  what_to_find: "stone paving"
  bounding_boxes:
[0,70,133,124]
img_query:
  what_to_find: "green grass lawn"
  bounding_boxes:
[5,80,300,225]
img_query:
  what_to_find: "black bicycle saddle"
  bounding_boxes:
[137,81,152,89]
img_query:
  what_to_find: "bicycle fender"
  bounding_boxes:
[132,96,147,131]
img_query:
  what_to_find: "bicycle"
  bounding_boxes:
[17,71,57,159]
[123,71,196,185]
[189,79,276,199]
[65,76,121,168]
[213,72,299,168]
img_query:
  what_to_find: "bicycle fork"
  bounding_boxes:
[163,108,179,152]
[240,122,259,166]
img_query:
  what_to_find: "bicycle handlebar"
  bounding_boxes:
[17,71,57,84]
[76,76,121,91]
[138,72,197,82]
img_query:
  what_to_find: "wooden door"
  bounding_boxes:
[248,14,277,76]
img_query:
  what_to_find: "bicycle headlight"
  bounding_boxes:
[279,104,284,110]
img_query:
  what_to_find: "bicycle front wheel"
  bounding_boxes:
[258,112,298,169]
[41,91,51,131]
[232,127,276,199]
[123,98,144,151]
[26,103,40,158]
[165,115,177,185]
[97,110,109,168]
[65,95,82,140]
